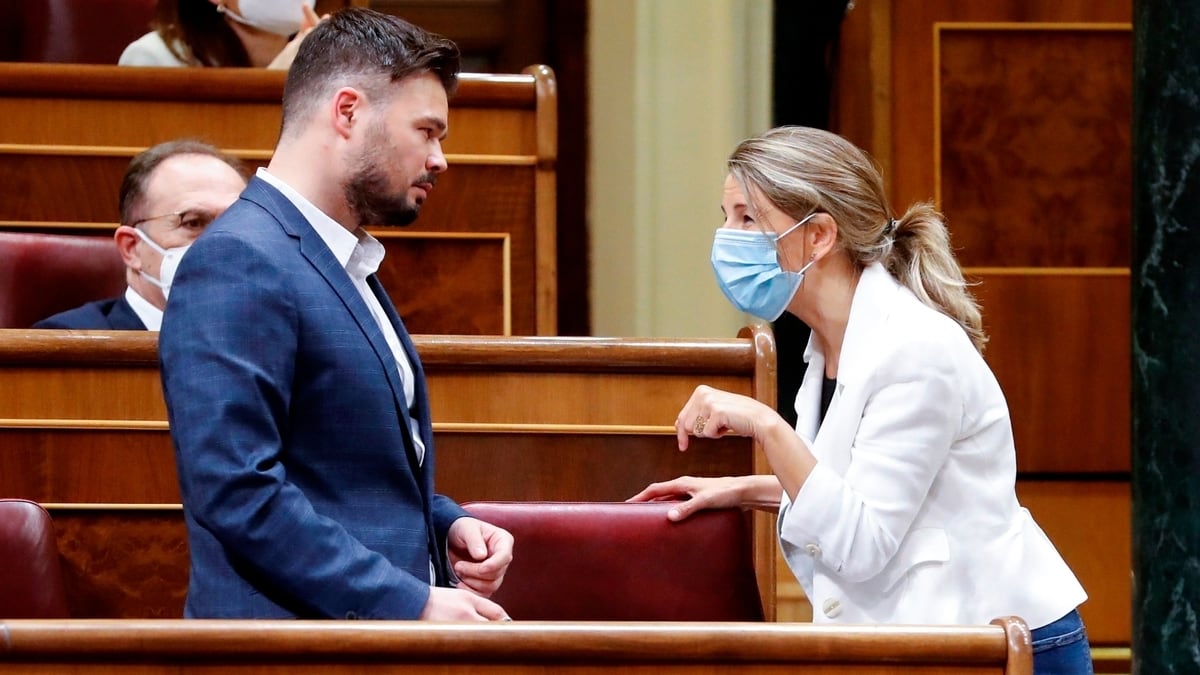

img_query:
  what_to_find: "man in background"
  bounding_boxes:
[159,9,512,620]
[34,140,246,329]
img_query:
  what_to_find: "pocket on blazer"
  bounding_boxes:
[876,527,949,594]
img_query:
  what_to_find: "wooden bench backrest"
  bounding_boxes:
[0,63,557,335]
[0,326,776,619]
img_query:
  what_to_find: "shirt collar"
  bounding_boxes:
[256,167,359,270]
[125,286,162,331]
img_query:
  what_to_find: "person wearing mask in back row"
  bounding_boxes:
[158,8,513,620]
[629,126,1091,674]
[120,0,321,69]
[34,140,246,330]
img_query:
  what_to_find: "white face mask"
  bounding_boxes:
[220,0,315,37]
[136,228,192,302]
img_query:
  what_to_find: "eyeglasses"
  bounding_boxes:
[130,209,219,231]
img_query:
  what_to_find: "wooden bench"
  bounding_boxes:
[0,62,557,335]
[0,618,1034,674]
[0,326,777,619]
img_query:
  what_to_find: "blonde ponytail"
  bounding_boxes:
[886,203,987,352]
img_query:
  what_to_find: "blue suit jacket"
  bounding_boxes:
[159,178,467,619]
[33,295,146,330]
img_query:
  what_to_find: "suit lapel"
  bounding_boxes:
[241,179,423,473]
[368,275,435,473]
[108,296,147,330]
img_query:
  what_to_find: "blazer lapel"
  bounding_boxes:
[810,263,901,475]
[795,335,825,447]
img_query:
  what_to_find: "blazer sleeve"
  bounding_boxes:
[781,334,962,583]
[160,230,433,619]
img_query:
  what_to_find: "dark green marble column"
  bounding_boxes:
[1132,2,1200,672]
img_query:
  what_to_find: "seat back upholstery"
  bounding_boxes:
[0,498,70,618]
[462,501,765,621]
[16,0,157,64]
[0,231,127,328]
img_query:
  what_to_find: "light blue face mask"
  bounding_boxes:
[710,213,817,321]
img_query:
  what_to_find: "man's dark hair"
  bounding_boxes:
[119,140,245,226]
[280,8,461,138]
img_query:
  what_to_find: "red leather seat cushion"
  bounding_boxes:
[0,231,127,328]
[463,501,765,621]
[0,498,70,618]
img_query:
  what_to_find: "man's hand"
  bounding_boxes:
[447,516,514,598]
[419,586,509,621]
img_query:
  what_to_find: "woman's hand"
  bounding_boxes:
[627,475,781,521]
[668,384,817,504]
[267,5,324,70]
[675,384,780,451]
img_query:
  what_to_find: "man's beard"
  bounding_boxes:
[343,128,432,228]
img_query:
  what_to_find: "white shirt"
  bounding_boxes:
[255,168,426,465]
[126,286,163,331]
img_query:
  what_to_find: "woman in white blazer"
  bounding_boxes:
[631,126,1091,674]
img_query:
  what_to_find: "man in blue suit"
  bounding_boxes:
[35,140,246,330]
[159,9,513,620]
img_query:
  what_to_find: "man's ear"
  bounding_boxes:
[114,226,143,270]
[331,87,364,139]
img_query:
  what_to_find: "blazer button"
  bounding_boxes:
[821,597,843,619]
[804,543,822,557]
[345,611,358,620]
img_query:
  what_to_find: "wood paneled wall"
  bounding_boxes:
[834,0,1132,646]
[0,63,557,335]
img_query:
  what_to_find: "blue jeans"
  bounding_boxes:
[1031,609,1092,674]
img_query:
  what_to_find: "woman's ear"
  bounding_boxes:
[807,212,839,260]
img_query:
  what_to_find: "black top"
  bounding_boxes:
[819,375,837,425]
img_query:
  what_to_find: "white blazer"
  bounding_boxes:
[778,263,1086,629]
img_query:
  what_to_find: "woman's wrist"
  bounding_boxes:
[738,474,785,510]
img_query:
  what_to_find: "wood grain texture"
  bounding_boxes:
[0,619,1030,674]
[886,0,1131,210]
[1017,480,1130,645]
[52,512,188,618]
[939,28,1131,267]
[972,271,1129,473]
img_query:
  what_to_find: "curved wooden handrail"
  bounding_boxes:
[0,620,1020,665]
[0,63,539,107]
[990,616,1034,675]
